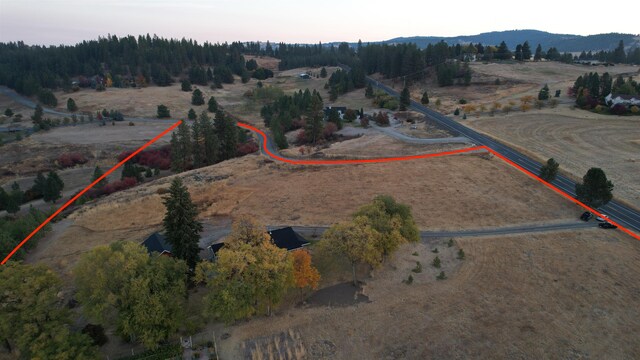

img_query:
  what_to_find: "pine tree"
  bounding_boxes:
[162,178,202,269]
[187,108,197,121]
[91,166,107,188]
[32,104,43,122]
[121,162,142,181]
[539,158,559,182]
[399,87,411,111]
[191,89,205,105]
[522,41,532,61]
[320,67,327,78]
[157,105,170,118]
[305,94,324,144]
[612,40,626,64]
[200,111,219,165]
[44,171,64,203]
[576,168,614,208]
[32,172,47,197]
[207,96,218,113]
[191,114,204,168]
[67,98,78,112]
[214,111,238,161]
[421,91,429,105]
[4,108,13,116]
[365,83,374,98]
[538,84,550,100]
[6,182,22,214]
[181,79,192,92]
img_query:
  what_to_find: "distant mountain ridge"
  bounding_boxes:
[354,30,640,52]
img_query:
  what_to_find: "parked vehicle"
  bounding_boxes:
[598,222,617,229]
[580,212,593,221]
[596,214,609,222]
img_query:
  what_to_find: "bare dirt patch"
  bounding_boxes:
[216,229,640,359]
[464,108,640,208]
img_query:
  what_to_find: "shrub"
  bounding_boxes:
[457,248,465,260]
[374,112,390,126]
[432,256,441,268]
[631,106,639,114]
[57,152,88,168]
[611,104,628,115]
[157,104,170,118]
[323,122,338,139]
[404,274,414,285]
[411,261,422,273]
[118,146,172,170]
[447,239,454,247]
[458,98,467,104]
[237,141,259,156]
[432,248,439,253]
[128,121,135,126]
[453,108,460,116]
[436,271,447,280]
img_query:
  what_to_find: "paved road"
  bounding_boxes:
[276,221,597,241]
[367,78,640,235]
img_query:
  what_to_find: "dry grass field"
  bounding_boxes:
[464,107,640,209]
[30,149,583,276]
[215,229,640,359]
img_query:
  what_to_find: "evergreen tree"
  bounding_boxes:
[539,158,559,182]
[215,111,238,161]
[44,171,64,203]
[207,96,219,113]
[305,94,324,144]
[191,89,205,105]
[171,121,193,172]
[612,40,626,64]
[421,91,429,105]
[32,104,43,122]
[200,111,219,165]
[538,84,550,100]
[157,104,170,118]
[191,114,204,168]
[91,166,107,188]
[121,162,142,182]
[67,98,78,112]
[576,168,614,208]
[496,41,512,60]
[515,44,523,61]
[399,86,411,111]
[320,67,328,78]
[522,41,532,60]
[32,172,47,197]
[5,183,21,214]
[181,79,192,92]
[162,178,202,269]
[187,108,197,120]
[534,44,543,61]
[365,82,374,98]
[4,108,13,116]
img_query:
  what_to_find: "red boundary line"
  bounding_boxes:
[1,120,182,265]
[3,118,637,265]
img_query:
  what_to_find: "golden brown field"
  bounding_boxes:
[215,229,640,359]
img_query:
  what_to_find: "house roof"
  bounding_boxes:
[611,94,640,101]
[209,242,225,256]
[141,232,173,255]
[208,227,309,255]
[268,227,310,251]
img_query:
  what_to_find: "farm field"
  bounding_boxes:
[464,108,640,209]
[216,229,640,359]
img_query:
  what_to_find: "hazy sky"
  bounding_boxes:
[1,0,638,45]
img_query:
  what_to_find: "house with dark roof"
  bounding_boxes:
[208,227,310,259]
[141,232,173,256]
[323,106,347,119]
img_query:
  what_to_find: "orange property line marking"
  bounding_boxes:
[1,120,182,265]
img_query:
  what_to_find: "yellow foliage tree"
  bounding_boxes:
[292,249,320,290]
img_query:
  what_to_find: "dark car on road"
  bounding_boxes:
[580,212,593,221]
[598,222,618,229]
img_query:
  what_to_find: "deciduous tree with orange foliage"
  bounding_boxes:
[292,249,320,290]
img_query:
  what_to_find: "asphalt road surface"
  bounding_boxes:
[367,78,640,235]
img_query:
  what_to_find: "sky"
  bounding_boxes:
[1,0,638,46]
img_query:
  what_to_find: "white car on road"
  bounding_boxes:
[596,214,609,222]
